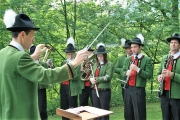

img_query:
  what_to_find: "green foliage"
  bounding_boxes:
[0,0,179,115]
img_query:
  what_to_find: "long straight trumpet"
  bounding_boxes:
[157,50,171,98]
[123,53,138,89]
[90,64,99,97]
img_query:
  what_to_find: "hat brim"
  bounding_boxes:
[87,48,94,51]
[7,27,40,31]
[129,41,144,46]
[93,51,108,55]
[123,45,131,48]
[167,37,180,42]
[64,50,76,53]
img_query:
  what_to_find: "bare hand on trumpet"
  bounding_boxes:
[130,64,139,71]
[126,64,139,76]
[158,69,172,82]
[90,78,97,84]
[157,74,164,82]
[161,69,172,78]
[71,50,88,68]
[30,44,47,61]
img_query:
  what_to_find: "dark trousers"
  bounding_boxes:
[121,84,125,102]
[92,89,111,120]
[79,86,93,106]
[60,84,78,120]
[38,88,48,120]
[161,90,180,120]
[124,86,146,120]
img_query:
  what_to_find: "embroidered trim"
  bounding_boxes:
[67,63,74,79]
[65,64,71,79]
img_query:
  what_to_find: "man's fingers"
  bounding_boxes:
[41,47,47,52]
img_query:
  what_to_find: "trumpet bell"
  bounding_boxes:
[42,46,52,62]
[81,53,95,81]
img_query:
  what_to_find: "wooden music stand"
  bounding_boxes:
[56,106,113,120]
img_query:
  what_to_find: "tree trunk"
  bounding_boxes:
[171,0,179,30]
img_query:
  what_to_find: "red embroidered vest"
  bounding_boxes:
[84,72,91,87]
[128,56,139,86]
[94,67,100,89]
[164,57,173,90]
[62,80,69,85]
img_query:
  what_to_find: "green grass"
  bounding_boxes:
[48,102,162,120]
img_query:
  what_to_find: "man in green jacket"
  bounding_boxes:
[157,33,180,120]
[115,38,132,101]
[60,37,82,120]
[122,34,153,120]
[0,9,87,120]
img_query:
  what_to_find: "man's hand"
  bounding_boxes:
[158,75,164,82]
[126,70,132,76]
[130,64,139,71]
[162,69,172,77]
[90,78,97,84]
[31,44,47,60]
[71,50,88,68]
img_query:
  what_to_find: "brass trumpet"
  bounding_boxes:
[42,45,52,62]
[81,53,95,81]
[157,51,171,98]
[123,53,138,89]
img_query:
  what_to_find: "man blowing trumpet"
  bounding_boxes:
[157,33,180,120]
[122,34,153,120]
[0,9,87,120]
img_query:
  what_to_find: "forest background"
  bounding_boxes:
[0,0,179,115]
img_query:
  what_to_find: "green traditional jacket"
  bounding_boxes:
[158,55,180,99]
[91,61,114,89]
[122,55,153,87]
[0,46,76,120]
[39,61,49,89]
[60,60,82,96]
[114,54,127,84]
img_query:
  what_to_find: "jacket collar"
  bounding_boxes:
[10,41,24,51]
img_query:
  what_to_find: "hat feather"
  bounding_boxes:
[121,38,126,47]
[136,33,144,44]
[3,9,17,28]
[96,42,105,49]
[67,37,75,47]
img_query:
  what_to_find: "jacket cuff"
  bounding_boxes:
[138,68,142,74]
[66,63,77,80]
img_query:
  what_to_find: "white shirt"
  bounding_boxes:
[133,53,143,59]
[172,51,180,59]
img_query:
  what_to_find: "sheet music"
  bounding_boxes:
[83,107,108,116]
[65,106,85,114]
[65,106,112,116]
